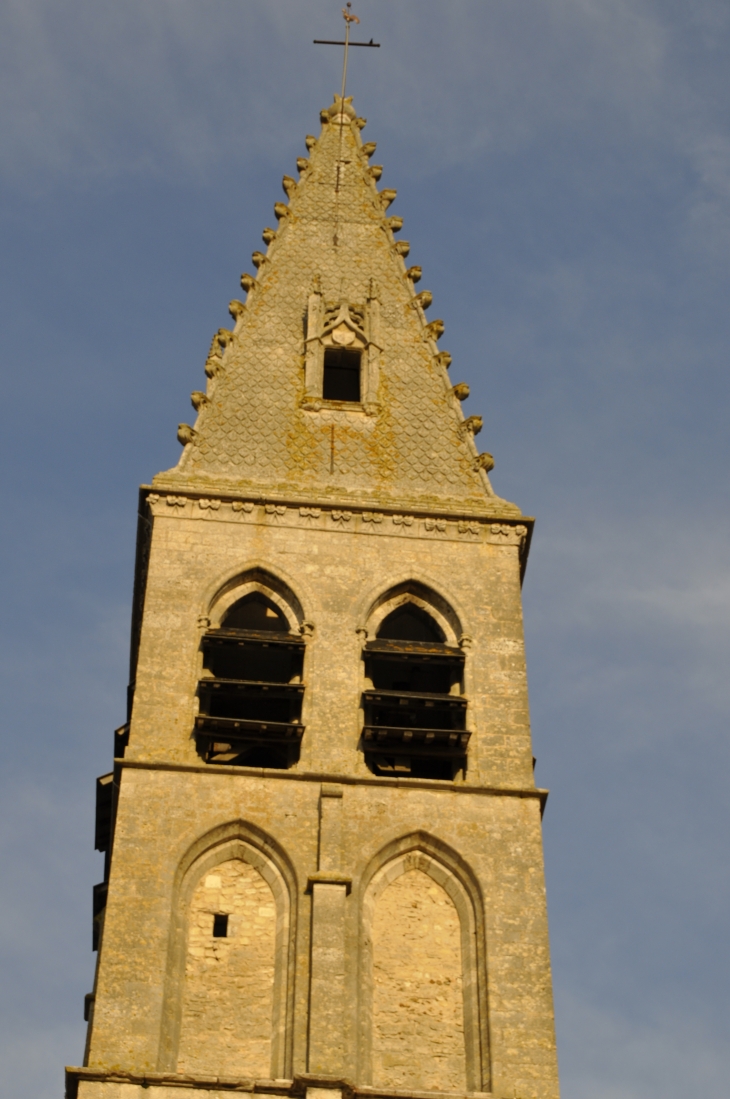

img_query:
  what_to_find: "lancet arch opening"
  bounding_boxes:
[359,584,469,780]
[358,833,489,1093]
[195,570,308,769]
[158,822,297,1080]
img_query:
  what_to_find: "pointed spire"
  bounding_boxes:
[159,97,520,518]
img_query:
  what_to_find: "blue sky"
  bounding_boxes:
[0,2,728,1096]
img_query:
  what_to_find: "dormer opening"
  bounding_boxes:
[361,600,468,781]
[323,347,361,402]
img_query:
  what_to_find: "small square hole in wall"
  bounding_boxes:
[212,913,229,938]
[323,348,361,402]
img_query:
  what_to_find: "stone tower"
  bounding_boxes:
[68,95,560,1099]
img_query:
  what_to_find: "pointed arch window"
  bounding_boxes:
[196,593,305,770]
[361,603,468,780]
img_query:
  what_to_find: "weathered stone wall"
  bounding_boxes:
[177,859,276,1077]
[372,869,465,1092]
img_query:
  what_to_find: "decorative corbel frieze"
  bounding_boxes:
[231,500,254,514]
[331,510,352,523]
[362,511,383,524]
[165,495,186,508]
[299,506,322,522]
[458,520,481,537]
[424,517,447,533]
[392,514,414,528]
[264,504,287,521]
[487,523,528,546]
[198,498,221,511]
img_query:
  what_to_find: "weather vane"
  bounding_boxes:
[314,4,380,107]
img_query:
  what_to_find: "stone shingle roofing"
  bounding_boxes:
[154,96,521,518]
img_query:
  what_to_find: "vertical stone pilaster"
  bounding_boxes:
[307,783,350,1075]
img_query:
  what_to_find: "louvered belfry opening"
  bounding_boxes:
[195,593,305,769]
[361,605,469,780]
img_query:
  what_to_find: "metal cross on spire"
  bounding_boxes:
[314,4,380,106]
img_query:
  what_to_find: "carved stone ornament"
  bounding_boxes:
[217,328,234,347]
[198,498,221,511]
[414,290,432,310]
[392,514,414,527]
[305,135,317,151]
[299,506,322,521]
[386,216,403,233]
[320,301,367,350]
[251,251,267,269]
[355,117,367,130]
[379,188,397,209]
[261,227,276,244]
[300,621,316,638]
[177,424,197,446]
[273,202,289,220]
[190,391,208,411]
[475,452,495,472]
[331,510,352,523]
[452,383,470,401]
[362,511,383,524]
[424,517,447,532]
[425,319,445,341]
[231,500,254,513]
[361,142,377,158]
[368,165,383,181]
[240,273,256,293]
[296,157,309,174]
[264,504,287,520]
[463,415,483,436]
[228,299,246,321]
[458,520,481,537]
[165,495,186,508]
[436,351,452,370]
[406,266,422,283]
[394,240,410,258]
[282,175,297,197]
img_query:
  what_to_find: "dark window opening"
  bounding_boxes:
[323,347,361,402]
[361,608,467,781]
[212,913,229,938]
[196,616,306,771]
[223,592,288,632]
[377,605,445,643]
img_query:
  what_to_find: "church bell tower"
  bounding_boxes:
[68,92,560,1099]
